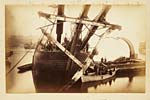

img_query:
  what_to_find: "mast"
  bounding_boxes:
[65,5,90,79]
[56,5,64,43]
[80,5,111,50]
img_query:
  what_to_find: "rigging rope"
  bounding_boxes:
[6,48,32,76]
[6,21,51,76]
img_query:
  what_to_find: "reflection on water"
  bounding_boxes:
[81,76,145,93]
[6,48,145,93]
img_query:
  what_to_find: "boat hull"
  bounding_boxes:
[32,49,88,92]
[81,70,116,83]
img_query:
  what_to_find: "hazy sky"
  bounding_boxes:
[5,5,146,60]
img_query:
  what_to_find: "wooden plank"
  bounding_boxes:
[38,11,109,27]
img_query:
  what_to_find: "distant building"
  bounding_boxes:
[139,42,146,55]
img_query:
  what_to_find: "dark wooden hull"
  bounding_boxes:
[32,48,88,93]
[81,70,117,83]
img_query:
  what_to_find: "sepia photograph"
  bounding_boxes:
[5,4,146,93]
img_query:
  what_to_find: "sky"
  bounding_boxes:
[5,5,146,61]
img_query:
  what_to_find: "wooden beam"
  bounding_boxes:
[80,5,111,50]
[38,11,109,27]
[56,5,64,43]
[65,5,90,79]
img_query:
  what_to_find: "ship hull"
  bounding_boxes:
[32,48,88,93]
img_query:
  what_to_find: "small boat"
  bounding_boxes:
[81,69,117,83]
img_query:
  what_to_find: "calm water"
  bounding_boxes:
[6,48,145,93]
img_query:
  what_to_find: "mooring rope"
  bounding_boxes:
[6,48,32,76]
[6,30,47,76]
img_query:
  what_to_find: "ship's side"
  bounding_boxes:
[32,44,88,92]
